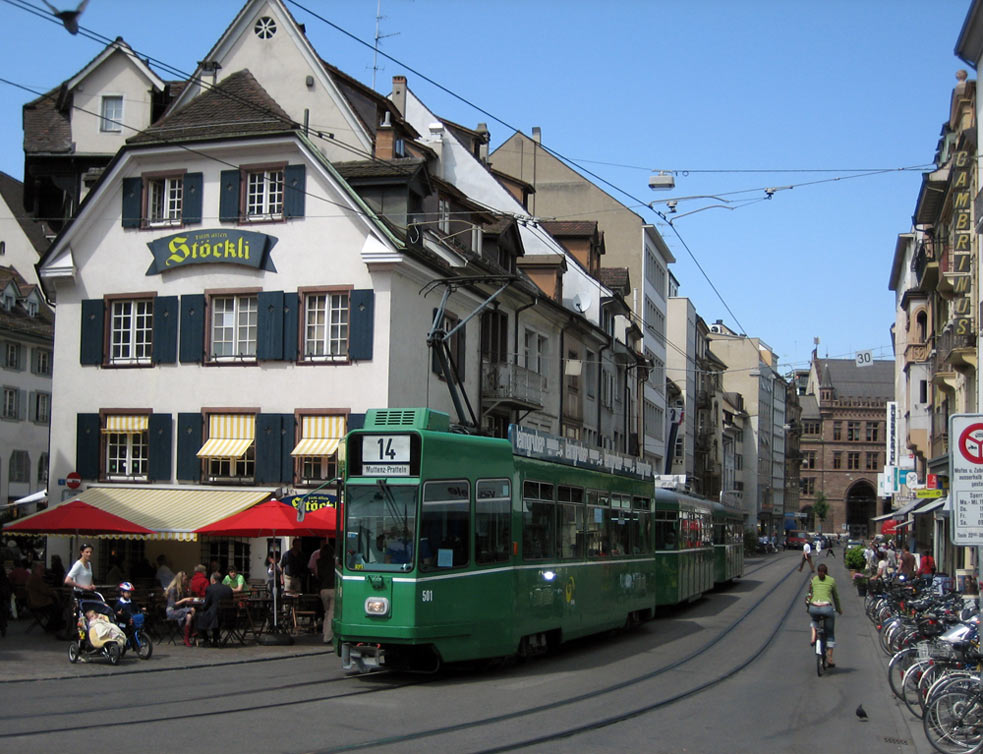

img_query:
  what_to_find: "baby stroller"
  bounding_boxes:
[68,590,127,665]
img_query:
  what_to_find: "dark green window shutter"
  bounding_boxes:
[179,294,205,363]
[279,413,295,482]
[148,413,172,482]
[283,292,299,360]
[152,296,178,364]
[348,412,365,430]
[80,299,105,365]
[254,413,282,484]
[76,413,101,479]
[257,291,284,361]
[219,169,241,222]
[183,172,203,224]
[284,164,306,218]
[121,177,142,228]
[176,412,203,482]
[348,289,374,361]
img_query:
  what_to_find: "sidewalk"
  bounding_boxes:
[0,613,332,683]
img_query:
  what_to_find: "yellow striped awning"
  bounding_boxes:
[291,415,345,457]
[30,486,274,541]
[102,415,150,433]
[197,414,255,459]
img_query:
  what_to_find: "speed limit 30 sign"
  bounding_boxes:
[950,414,983,545]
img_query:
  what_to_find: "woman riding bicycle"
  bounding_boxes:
[806,563,843,667]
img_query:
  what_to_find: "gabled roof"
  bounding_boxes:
[598,267,630,294]
[539,220,600,237]
[815,358,894,400]
[0,172,48,253]
[23,38,165,155]
[127,70,295,145]
[0,266,53,340]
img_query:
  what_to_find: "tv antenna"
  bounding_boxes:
[371,0,400,90]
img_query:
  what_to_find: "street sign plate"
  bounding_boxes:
[949,414,983,545]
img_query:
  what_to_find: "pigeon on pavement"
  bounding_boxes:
[856,704,868,721]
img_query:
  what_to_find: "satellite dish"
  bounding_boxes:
[572,292,591,314]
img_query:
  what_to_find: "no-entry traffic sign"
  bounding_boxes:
[66,472,81,490]
[950,414,983,545]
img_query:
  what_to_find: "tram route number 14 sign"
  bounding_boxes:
[949,414,983,545]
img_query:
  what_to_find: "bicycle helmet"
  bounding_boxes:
[118,581,134,593]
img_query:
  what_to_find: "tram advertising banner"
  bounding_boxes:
[949,414,983,545]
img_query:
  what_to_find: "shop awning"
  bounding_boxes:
[57,486,274,541]
[291,415,345,457]
[197,414,255,459]
[873,496,924,521]
[914,496,948,514]
[102,415,149,433]
[894,519,914,530]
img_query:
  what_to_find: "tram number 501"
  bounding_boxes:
[421,590,434,603]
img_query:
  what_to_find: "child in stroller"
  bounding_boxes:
[68,589,127,665]
[113,582,152,660]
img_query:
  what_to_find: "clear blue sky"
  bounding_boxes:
[0,0,973,374]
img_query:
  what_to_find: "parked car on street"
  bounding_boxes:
[785,530,808,549]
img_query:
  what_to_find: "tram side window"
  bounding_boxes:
[419,480,470,571]
[586,489,609,557]
[522,480,555,560]
[713,522,725,546]
[633,497,652,554]
[606,494,630,556]
[654,510,677,550]
[557,485,584,559]
[476,479,511,564]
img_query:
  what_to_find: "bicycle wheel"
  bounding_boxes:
[816,641,824,677]
[889,647,919,701]
[916,664,953,718]
[924,688,983,754]
[136,630,153,660]
[903,660,933,718]
[881,619,904,656]
[926,672,980,711]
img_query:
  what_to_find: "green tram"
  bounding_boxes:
[712,501,745,585]
[336,408,717,672]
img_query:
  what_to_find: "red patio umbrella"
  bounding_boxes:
[300,504,343,535]
[3,499,154,536]
[195,499,322,641]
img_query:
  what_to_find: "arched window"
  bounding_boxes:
[916,310,927,343]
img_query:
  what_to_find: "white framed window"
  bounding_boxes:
[35,348,51,376]
[147,176,184,226]
[438,198,451,233]
[210,295,258,360]
[303,292,349,361]
[245,169,284,220]
[110,299,153,364]
[208,446,255,481]
[34,393,50,424]
[9,450,29,482]
[2,387,17,419]
[100,95,123,132]
[523,329,549,375]
[5,342,20,369]
[106,431,149,479]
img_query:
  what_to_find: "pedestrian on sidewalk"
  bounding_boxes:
[798,541,814,573]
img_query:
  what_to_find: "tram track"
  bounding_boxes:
[310,555,807,754]
[2,554,798,746]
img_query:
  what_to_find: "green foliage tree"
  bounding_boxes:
[813,493,829,532]
[844,546,866,571]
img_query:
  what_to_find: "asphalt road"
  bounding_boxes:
[0,551,930,754]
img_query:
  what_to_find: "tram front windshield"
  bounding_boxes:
[344,483,418,571]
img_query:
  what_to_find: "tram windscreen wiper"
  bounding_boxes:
[377,479,406,531]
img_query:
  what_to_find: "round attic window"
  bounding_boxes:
[254,16,277,39]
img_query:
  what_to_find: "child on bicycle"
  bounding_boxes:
[806,563,843,667]
[114,581,142,634]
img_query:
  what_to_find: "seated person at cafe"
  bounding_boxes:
[196,572,233,646]
[189,564,209,598]
[26,562,63,631]
[222,564,249,593]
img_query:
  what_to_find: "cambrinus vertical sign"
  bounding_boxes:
[886,401,898,467]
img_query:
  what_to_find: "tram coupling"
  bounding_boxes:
[342,642,385,673]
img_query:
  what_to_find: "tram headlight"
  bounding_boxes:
[364,596,390,616]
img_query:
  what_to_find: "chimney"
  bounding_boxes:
[426,122,444,178]
[476,122,489,163]
[532,126,541,144]
[391,75,407,116]
[375,110,394,160]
